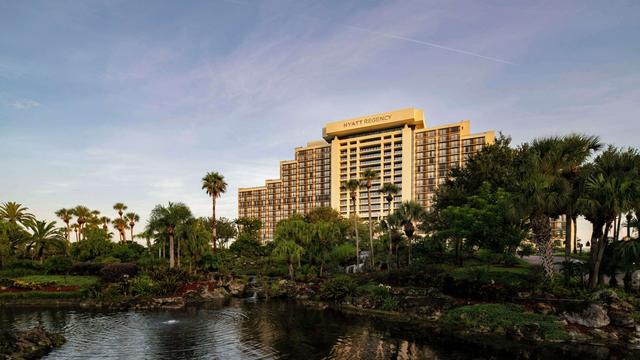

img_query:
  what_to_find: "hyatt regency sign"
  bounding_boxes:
[342,114,392,128]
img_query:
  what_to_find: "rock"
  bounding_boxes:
[0,326,65,359]
[226,279,246,297]
[200,286,228,299]
[152,296,185,309]
[568,330,591,342]
[590,328,618,342]
[609,310,635,328]
[563,303,610,328]
[520,323,543,342]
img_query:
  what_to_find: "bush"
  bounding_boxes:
[147,268,191,295]
[44,256,73,274]
[128,275,160,297]
[99,263,138,283]
[110,242,146,262]
[69,262,105,276]
[320,275,358,301]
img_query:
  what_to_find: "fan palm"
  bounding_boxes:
[202,172,227,252]
[113,203,128,219]
[579,147,640,288]
[55,208,73,242]
[342,179,361,271]
[112,218,128,242]
[381,183,400,265]
[99,216,111,232]
[148,202,193,268]
[73,205,92,241]
[395,201,425,266]
[360,168,379,268]
[26,221,66,262]
[125,212,140,242]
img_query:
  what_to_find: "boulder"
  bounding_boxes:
[226,279,246,297]
[152,297,185,309]
[609,310,635,328]
[563,303,610,328]
[591,289,619,304]
[533,302,554,315]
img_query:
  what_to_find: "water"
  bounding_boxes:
[0,300,618,360]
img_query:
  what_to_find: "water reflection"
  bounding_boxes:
[0,301,488,359]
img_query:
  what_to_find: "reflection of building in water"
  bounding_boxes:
[239,108,494,242]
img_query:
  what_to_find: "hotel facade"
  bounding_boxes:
[238,108,495,241]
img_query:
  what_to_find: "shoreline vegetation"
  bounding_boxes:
[2,134,640,359]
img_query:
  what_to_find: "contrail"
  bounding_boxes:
[347,25,515,65]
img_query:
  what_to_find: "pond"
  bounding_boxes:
[0,300,621,359]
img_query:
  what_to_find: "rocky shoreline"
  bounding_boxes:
[0,327,65,360]
[2,277,640,359]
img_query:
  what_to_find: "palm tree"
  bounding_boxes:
[71,223,79,242]
[0,202,35,227]
[360,168,379,268]
[125,212,140,242]
[112,218,128,242]
[55,208,73,243]
[579,147,639,288]
[273,217,307,280]
[73,205,92,241]
[395,201,425,266]
[342,179,361,271]
[557,135,601,260]
[99,216,111,232]
[26,221,66,263]
[148,202,193,268]
[113,203,128,219]
[380,211,403,270]
[381,183,400,266]
[616,238,640,291]
[518,137,573,278]
[202,172,228,253]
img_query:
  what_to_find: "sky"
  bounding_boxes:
[1,0,639,241]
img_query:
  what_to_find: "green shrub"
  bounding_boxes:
[44,256,73,274]
[99,263,138,283]
[320,275,358,301]
[69,262,104,276]
[443,303,567,340]
[128,275,160,297]
[147,268,191,295]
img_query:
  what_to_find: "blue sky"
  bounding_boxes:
[1,0,639,238]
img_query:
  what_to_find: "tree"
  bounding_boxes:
[0,202,35,227]
[112,218,128,243]
[99,216,111,232]
[235,217,262,239]
[360,168,379,268]
[72,205,92,241]
[381,183,400,267]
[125,212,140,242]
[216,217,237,249]
[556,135,601,260]
[273,216,307,280]
[395,201,425,266]
[177,217,211,273]
[148,202,193,268]
[55,208,73,243]
[304,207,342,224]
[202,172,227,253]
[312,221,342,276]
[113,203,128,219]
[70,228,113,261]
[342,179,361,271]
[26,221,66,262]
[579,147,640,288]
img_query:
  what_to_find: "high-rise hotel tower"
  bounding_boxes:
[238,108,494,241]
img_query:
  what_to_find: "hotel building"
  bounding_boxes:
[238,108,495,241]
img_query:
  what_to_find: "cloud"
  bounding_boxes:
[4,98,40,109]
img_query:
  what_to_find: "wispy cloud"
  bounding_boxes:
[4,98,40,109]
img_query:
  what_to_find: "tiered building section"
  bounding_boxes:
[239,108,494,242]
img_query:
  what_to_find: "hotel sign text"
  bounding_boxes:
[342,114,392,128]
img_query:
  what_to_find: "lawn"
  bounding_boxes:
[12,275,98,288]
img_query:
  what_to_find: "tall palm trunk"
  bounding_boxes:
[564,214,572,260]
[532,212,554,278]
[177,237,181,268]
[212,197,217,252]
[351,196,360,272]
[408,234,412,266]
[168,229,175,268]
[287,257,294,280]
[572,215,578,254]
[589,221,611,288]
[387,202,393,271]
[367,185,375,268]
[130,226,134,243]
